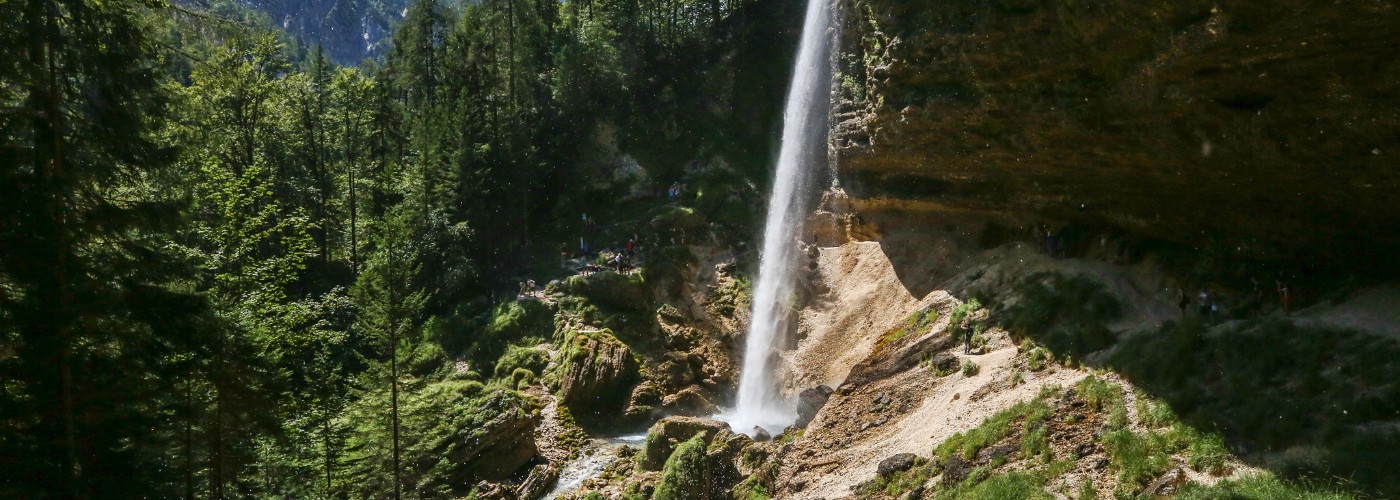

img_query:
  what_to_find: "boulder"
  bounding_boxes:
[661,385,719,417]
[455,390,540,482]
[639,416,732,471]
[796,385,835,427]
[941,454,973,487]
[515,463,559,500]
[878,453,918,477]
[557,330,639,428]
[752,426,772,442]
[928,353,959,374]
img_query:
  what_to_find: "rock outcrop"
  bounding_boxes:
[456,390,541,481]
[877,453,918,477]
[795,385,835,427]
[638,416,732,471]
[556,329,639,428]
[836,0,1400,271]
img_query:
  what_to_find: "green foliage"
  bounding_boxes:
[494,345,549,379]
[1076,478,1098,500]
[1024,340,1052,371]
[880,308,939,351]
[962,359,980,377]
[654,432,711,500]
[1073,376,1124,415]
[1185,429,1231,475]
[1176,473,1357,500]
[1110,318,1400,494]
[934,470,1053,500]
[469,300,553,367]
[950,298,983,328]
[935,397,1054,461]
[1102,428,1173,494]
[1000,272,1122,358]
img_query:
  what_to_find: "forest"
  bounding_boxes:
[0,0,800,496]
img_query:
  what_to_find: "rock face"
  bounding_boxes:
[877,453,918,477]
[639,416,732,471]
[796,385,835,427]
[557,329,639,428]
[458,391,541,481]
[836,0,1400,270]
[515,463,559,500]
[660,384,719,417]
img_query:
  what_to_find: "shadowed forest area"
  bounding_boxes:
[0,0,800,496]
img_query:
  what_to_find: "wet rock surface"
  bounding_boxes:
[796,385,835,427]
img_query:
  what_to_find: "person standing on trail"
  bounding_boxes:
[1277,279,1292,316]
[961,318,975,354]
[1177,289,1190,319]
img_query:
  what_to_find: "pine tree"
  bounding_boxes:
[0,0,207,495]
[351,209,426,500]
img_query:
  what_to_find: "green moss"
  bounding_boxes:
[732,476,772,500]
[493,345,548,379]
[654,432,711,500]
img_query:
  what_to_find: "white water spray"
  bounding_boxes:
[727,0,837,434]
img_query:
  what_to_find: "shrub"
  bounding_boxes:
[493,345,548,379]
[962,359,980,377]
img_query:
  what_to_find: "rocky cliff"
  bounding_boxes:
[835,0,1400,271]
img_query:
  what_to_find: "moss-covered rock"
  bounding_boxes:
[554,328,640,429]
[654,432,713,500]
[469,300,554,366]
[638,416,732,471]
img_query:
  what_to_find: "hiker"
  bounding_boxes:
[612,253,624,272]
[626,238,635,258]
[1198,289,1211,317]
[961,318,975,354]
[518,281,528,296]
[1277,279,1292,316]
[527,279,536,295]
[1177,289,1190,318]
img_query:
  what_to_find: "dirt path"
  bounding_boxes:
[780,340,1088,498]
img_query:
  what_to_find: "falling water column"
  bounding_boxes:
[729,0,837,434]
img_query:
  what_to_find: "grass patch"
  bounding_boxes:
[1111,318,1400,495]
[1176,473,1358,500]
[878,307,939,351]
[935,397,1054,461]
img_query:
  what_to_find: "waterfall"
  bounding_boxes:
[727,0,837,434]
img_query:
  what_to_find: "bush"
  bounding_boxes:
[493,345,549,379]
[962,359,980,377]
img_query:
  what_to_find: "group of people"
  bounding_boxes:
[1174,276,1296,320]
[667,181,686,202]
